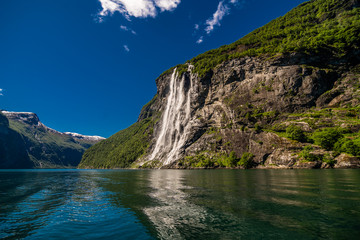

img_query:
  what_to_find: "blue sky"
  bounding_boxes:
[0,0,306,138]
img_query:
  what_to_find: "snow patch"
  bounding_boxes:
[1,110,105,142]
[64,132,106,141]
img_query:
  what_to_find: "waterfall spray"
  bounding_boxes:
[150,68,193,165]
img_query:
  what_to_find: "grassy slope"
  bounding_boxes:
[79,118,155,168]
[163,0,359,77]
[8,119,93,168]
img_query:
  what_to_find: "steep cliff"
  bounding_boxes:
[0,111,105,168]
[80,0,360,169]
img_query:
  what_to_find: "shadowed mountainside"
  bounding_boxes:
[0,111,104,168]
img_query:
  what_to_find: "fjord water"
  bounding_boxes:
[1,170,359,239]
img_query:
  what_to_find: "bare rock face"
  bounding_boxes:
[137,55,348,168]
[335,154,360,168]
[264,149,298,168]
[316,73,360,108]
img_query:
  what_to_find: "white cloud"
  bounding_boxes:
[155,0,181,12]
[98,0,122,20]
[120,25,129,31]
[120,25,137,34]
[123,45,130,52]
[205,1,229,34]
[0,89,3,96]
[195,0,244,43]
[230,0,246,6]
[98,0,181,20]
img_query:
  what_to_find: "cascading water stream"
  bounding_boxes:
[150,68,193,165]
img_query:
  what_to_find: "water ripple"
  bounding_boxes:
[1,169,359,239]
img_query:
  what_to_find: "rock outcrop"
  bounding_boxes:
[137,55,359,168]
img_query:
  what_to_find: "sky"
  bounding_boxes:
[0,0,306,138]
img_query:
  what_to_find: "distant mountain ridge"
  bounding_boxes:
[0,111,104,169]
[2,111,104,141]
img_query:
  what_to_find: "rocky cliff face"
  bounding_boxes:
[135,54,359,168]
[0,111,105,168]
[79,0,360,169]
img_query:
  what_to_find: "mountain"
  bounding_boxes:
[0,111,105,169]
[79,0,360,169]
[0,112,33,169]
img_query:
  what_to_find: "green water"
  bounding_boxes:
[1,169,359,239]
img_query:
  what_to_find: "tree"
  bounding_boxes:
[312,128,343,150]
[286,125,307,142]
[238,152,254,169]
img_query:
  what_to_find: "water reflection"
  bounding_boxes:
[143,170,210,239]
[0,171,75,239]
[0,170,152,240]
[1,169,360,240]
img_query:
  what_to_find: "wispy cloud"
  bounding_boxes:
[194,0,245,44]
[120,25,137,35]
[205,1,229,34]
[120,25,129,30]
[123,45,130,52]
[97,0,181,21]
[230,0,246,6]
[0,89,3,96]
[196,36,203,44]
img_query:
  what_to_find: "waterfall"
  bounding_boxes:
[150,68,193,165]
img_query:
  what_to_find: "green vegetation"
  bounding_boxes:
[178,151,254,169]
[312,128,344,150]
[298,146,336,166]
[159,0,360,78]
[299,146,322,162]
[254,123,262,133]
[334,136,360,156]
[238,152,255,169]
[141,159,160,168]
[8,119,92,168]
[222,151,238,167]
[266,106,360,159]
[286,124,307,142]
[0,112,99,168]
[322,153,336,166]
[9,120,90,152]
[79,118,155,169]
